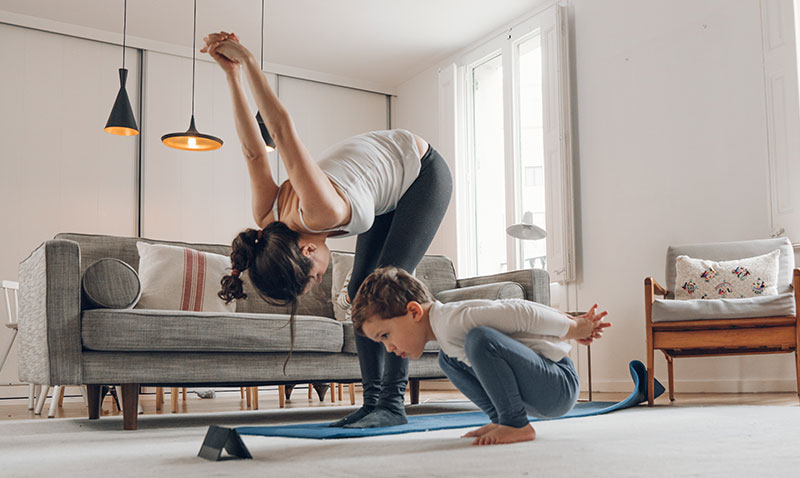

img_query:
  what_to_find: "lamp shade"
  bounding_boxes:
[506,211,546,240]
[255,111,276,152]
[104,68,139,136]
[161,115,223,151]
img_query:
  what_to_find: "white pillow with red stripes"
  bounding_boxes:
[135,241,235,313]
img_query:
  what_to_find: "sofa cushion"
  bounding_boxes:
[415,255,457,295]
[135,242,235,313]
[341,320,439,354]
[330,251,355,321]
[651,292,796,322]
[81,309,344,353]
[81,258,141,309]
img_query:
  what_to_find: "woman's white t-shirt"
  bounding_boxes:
[297,129,422,237]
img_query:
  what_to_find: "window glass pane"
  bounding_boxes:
[517,34,547,270]
[472,54,506,275]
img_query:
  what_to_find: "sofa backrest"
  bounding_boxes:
[54,233,458,318]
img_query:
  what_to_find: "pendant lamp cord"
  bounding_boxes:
[191,0,197,118]
[261,0,264,70]
[122,0,127,69]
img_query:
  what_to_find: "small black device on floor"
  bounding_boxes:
[198,426,252,461]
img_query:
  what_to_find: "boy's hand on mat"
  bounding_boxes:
[564,304,611,345]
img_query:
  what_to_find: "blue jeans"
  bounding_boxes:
[437,326,580,428]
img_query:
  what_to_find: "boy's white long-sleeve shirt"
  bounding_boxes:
[428,299,572,366]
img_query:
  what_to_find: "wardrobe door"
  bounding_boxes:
[278,76,388,252]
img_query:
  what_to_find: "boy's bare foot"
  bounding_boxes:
[472,423,536,446]
[462,423,499,438]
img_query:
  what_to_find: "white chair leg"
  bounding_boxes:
[47,386,61,418]
[80,385,88,405]
[27,384,36,410]
[34,386,49,415]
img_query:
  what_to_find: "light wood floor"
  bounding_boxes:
[1,385,797,421]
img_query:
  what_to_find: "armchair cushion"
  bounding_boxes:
[651,292,796,322]
[674,250,780,299]
[435,282,525,303]
[665,238,793,299]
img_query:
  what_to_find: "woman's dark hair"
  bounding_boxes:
[219,221,312,372]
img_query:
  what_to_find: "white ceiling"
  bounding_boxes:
[0,0,541,88]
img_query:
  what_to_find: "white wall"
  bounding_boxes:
[393,66,460,268]
[394,0,799,392]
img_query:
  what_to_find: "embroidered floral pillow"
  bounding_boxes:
[674,250,780,300]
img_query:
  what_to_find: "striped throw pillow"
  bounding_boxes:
[135,241,235,312]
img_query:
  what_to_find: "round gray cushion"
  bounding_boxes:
[82,258,141,309]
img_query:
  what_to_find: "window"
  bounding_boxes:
[454,4,575,281]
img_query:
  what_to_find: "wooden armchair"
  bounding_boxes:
[644,238,800,406]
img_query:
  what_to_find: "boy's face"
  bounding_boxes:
[361,302,427,360]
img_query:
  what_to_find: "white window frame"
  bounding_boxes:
[453,4,576,282]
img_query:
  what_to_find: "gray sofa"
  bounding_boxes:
[17,233,551,429]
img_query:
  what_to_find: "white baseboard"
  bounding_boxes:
[586,378,798,394]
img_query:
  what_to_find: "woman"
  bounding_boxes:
[203,32,452,428]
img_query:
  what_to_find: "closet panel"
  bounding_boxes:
[0,23,139,394]
[278,77,388,251]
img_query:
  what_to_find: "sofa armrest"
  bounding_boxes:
[456,269,550,306]
[18,239,83,385]
[436,281,525,303]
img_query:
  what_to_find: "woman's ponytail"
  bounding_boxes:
[218,228,263,303]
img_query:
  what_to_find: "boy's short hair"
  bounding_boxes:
[351,266,433,335]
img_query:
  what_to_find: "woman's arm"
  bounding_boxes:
[226,73,280,227]
[204,36,279,227]
[206,33,350,230]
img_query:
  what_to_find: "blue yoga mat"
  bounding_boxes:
[236,360,663,440]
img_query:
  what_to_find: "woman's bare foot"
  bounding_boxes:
[472,423,536,446]
[462,423,500,438]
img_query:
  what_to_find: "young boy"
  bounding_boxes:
[351,267,611,446]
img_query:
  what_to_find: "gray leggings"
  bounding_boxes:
[438,326,580,428]
[346,145,452,409]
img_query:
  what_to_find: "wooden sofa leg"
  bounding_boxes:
[156,387,164,411]
[409,379,420,405]
[666,354,675,402]
[121,383,139,430]
[170,387,179,413]
[348,383,355,405]
[278,385,285,408]
[86,384,102,419]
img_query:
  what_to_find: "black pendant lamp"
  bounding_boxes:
[105,0,139,136]
[256,0,276,152]
[161,0,223,151]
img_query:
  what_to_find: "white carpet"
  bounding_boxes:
[2,402,798,477]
